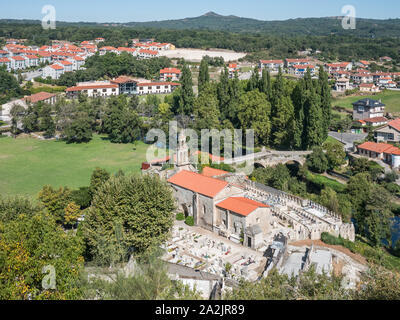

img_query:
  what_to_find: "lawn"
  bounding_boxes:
[0,135,151,198]
[332,90,400,114]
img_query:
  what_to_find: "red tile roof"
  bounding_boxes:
[50,64,64,70]
[137,82,181,87]
[24,92,56,103]
[66,83,118,92]
[201,167,229,178]
[363,117,388,123]
[160,67,181,74]
[139,49,159,55]
[11,56,25,61]
[260,60,284,64]
[388,118,400,132]
[111,76,137,84]
[357,141,400,155]
[167,170,228,198]
[0,58,10,63]
[216,197,269,217]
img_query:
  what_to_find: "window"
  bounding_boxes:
[358,106,365,112]
[112,88,116,92]
[165,86,169,89]
[139,87,143,90]
[102,89,106,93]
[157,86,160,89]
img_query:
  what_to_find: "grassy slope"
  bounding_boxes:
[0,135,150,198]
[332,90,400,114]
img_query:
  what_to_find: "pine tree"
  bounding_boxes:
[247,66,260,91]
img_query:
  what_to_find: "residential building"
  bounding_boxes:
[137,82,180,95]
[24,55,39,67]
[138,49,159,59]
[335,78,350,92]
[285,58,310,68]
[357,117,388,127]
[42,64,64,80]
[350,73,373,84]
[356,141,400,168]
[160,68,182,81]
[110,76,138,95]
[325,62,352,73]
[259,60,284,72]
[65,81,119,98]
[288,64,315,77]
[352,98,385,120]
[10,56,26,70]
[375,118,400,143]
[23,92,57,105]
[359,83,380,93]
[56,60,73,72]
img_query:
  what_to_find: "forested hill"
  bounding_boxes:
[124,12,400,38]
[1,12,400,38]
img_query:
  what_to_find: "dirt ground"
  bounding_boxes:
[160,48,246,62]
[290,239,367,265]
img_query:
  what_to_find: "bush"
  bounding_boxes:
[176,212,185,221]
[185,216,194,226]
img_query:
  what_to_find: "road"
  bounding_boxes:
[22,70,42,81]
[328,131,367,151]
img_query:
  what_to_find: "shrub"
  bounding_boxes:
[185,216,194,226]
[176,212,185,221]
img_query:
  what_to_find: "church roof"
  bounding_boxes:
[201,167,229,178]
[167,170,228,198]
[216,197,269,216]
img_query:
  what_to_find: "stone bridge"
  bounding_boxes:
[224,150,312,168]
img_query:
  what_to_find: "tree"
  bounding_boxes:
[63,112,93,143]
[175,64,194,115]
[318,67,332,141]
[319,187,340,214]
[64,202,81,227]
[38,185,72,225]
[198,58,210,92]
[0,208,84,300]
[193,83,220,131]
[89,168,111,199]
[84,249,200,300]
[40,104,55,138]
[237,90,271,146]
[82,175,175,262]
[324,141,346,170]
[103,100,142,144]
[306,147,328,173]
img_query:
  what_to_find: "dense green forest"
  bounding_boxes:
[2,13,400,37]
[0,21,399,61]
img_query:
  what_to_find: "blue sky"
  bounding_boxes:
[0,0,399,22]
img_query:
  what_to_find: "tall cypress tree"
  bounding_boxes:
[217,66,231,121]
[177,64,195,115]
[259,69,272,102]
[247,66,260,91]
[318,67,332,141]
[198,58,210,93]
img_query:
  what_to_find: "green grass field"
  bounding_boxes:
[0,135,150,198]
[332,90,400,114]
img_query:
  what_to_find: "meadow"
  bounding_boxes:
[0,134,151,198]
[332,90,400,114]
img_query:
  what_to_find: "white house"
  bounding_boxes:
[10,56,26,70]
[66,81,119,98]
[67,56,85,71]
[0,99,27,123]
[335,78,350,92]
[42,64,65,80]
[138,49,159,59]
[137,82,180,95]
[288,64,315,77]
[259,60,284,72]
[160,68,181,81]
[24,55,39,68]
[56,60,73,72]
